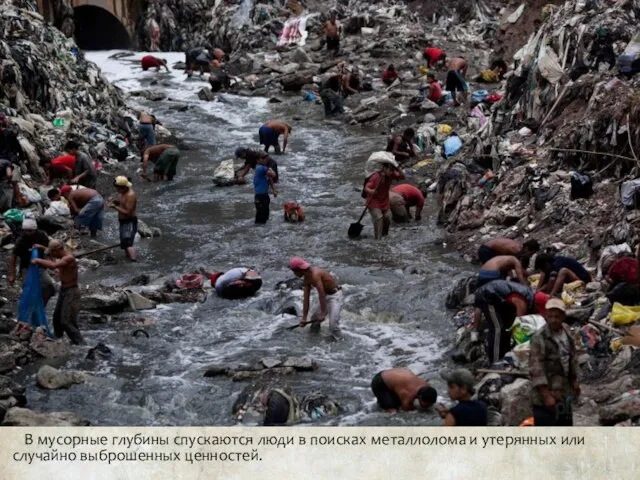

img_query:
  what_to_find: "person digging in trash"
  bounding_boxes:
[426,73,444,104]
[141,55,169,72]
[324,14,341,57]
[529,298,580,426]
[478,237,540,265]
[470,279,549,365]
[185,46,213,77]
[342,71,360,98]
[60,185,104,238]
[382,65,398,86]
[258,121,291,154]
[32,239,83,345]
[138,112,159,149]
[319,74,344,117]
[289,257,343,341]
[41,154,76,185]
[370,368,437,413]
[364,163,405,240]
[535,252,592,297]
[110,176,137,262]
[141,144,180,181]
[423,45,447,69]
[446,57,469,106]
[386,128,418,163]
[438,369,487,426]
[8,218,55,307]
[391,183,425,221]
[64,140,97,189]
[234,147,279,184]
[478,255,527,288]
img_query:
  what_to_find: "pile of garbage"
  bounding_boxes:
[0,1,138,180]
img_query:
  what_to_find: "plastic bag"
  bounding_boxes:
[364,151,398,178]
[444,135,462,158]
[511,314,546,344]
[17,249,52,336]
[3,208,24,224]
[213,159,236,186]
[611,303,640,326]
[19,184,42,204]
[537,45,564,84]
[44,200,71,217]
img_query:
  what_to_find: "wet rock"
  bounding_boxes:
[2,407,90,426]
[36,365,86,390]
[499,378,532,426]
[599,394,640,426]
[268,97,283,103]
[232,367,296,381]
[197,88,216,101]
[261,357,282,369]
[282,357,317,371]
[81,291,129,313]
[275,277,304,291]
[280,71,315,92]
[136,219,159,238]
[29,335,71,359]
[85,343,112,360]
[0,336,30,374]
[37,216,74,235]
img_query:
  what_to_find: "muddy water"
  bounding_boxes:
[21,52,474,426]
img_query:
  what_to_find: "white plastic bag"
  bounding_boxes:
[18,184,42,204]
[537,45,564,84]
[213,159,236,186]
[511,314,546,344]
[364,151,398,178]
[44,200,70,217]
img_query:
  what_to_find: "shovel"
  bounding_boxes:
[348,205,370,239]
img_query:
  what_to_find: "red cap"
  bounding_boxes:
[60,185,72,195]
[534,292,550,315]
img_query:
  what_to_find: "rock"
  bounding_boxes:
[36,365,86,390]
[37,216,74,235]
[419,99,439,111]
[0,318,17,335]
[81,291,129,313]
[137,219,155,238]
[268,97,283,103]
[29,335,71,359]
[197,88,216,101]
[125,291,157,311]
[599,394,640,426]
[2,407,90,426]
[290,48,312,64]
[280,71,315,92]
[203,365,230,377]
[353,110,380,123]
[282,357,317,371]
[231,367,296,381]
[499,378,532,426]
[0,336,29,373]
[261,357,282,369]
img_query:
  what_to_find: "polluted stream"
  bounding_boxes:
[20,52,474,426]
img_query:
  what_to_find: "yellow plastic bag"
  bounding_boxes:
[438,124,452,136]
[418,66,429,75]
[611,303,640,326]
[412,159,434,169]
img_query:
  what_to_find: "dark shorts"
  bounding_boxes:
[119,217,138,249]
[446,69,468,93]
[326,36,340,51]
[371,372,401,410]
[219,278,263,300]
[478,244,498,264]
[154,147,180,180]
[259,126,279,148]
[477,269,503,288]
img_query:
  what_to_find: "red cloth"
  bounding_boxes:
[392,184,424,207]
[607,257,638,285]
[50,155,76,175]
[428,81,443,102]
[366,171,401,210]
[141,55,161,70]
[382,70,398,84]
[486,93,503,103]
[424,47,444,66]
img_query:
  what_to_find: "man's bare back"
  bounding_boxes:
[481,255,526,283]
[264,121,289,135]
[484,237,522,255]
[449,57,467,74]
[305,267,338,292]
[139,113,155,124]
[381,368,428,410]
[69,188,99,210]
[325,21,339,38]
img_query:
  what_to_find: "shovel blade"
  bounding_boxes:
[348,222,364,238]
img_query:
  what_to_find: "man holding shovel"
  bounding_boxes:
[363,161,405,240]
[289,257,343,341]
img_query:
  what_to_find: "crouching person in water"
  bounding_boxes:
[32,240,83,345]
[210,268,263,299]
[371,368,437,412]
[289,257,343,340]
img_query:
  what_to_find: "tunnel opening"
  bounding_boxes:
[73,5,131,50]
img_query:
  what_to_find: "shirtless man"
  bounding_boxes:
[138,112,159,149]
[141,144,180,181]
[370,368,437,413]
[478,255,527,288]
[324,14,341,57]
[60,185,104,238]
[32,240,83,345]
[478,237,540,266]
[446,57,469,106]
[258,120,292,154]
[289,257,343,340]
[110,176,138,262]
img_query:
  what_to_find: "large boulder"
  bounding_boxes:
[2,407,90,426]
[280,71,315,92]
[499,378,532,426]
[29,335,71,359]
[599,393,640,426]
[37,215,74,235]
[81,290,129,313]
[36,365,86,390]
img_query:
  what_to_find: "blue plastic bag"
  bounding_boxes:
[444,135,463,158]
[471,89,489,102]
[17,249,52,337]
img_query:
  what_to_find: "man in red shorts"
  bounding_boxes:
[141,55,169,72]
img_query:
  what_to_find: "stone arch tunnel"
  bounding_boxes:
[36,0,142,50]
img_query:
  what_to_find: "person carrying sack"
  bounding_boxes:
[363,163,405,240]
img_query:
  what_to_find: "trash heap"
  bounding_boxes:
[0,1,138,180]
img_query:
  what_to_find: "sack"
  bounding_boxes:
[364,151,398,178]
[611,302,640,326]
[213,159,236,187]
[511,314,546,344]
[44,200,71,217]
[175,274,204,289]
[19,184,42,204]
[570,172,593,199]
[17,249,52,336]
[284,201,305,222]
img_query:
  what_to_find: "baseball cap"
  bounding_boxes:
[114,176,132,188]
[289,257,310,271]
[60,185,72,195]
[46,239,63,255]
[21,218,37,231]
[545,298,566,313]
[441,368,476,394]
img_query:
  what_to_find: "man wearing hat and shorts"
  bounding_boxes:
[529,298,580,426]
[439,369,487,426]
[110,176,138,262]
[8,218,55,306]
[32,239,83,345]
[289,257,343,340]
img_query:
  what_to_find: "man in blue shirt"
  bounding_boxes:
[254,156,277,224]
[535,253,592,297]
